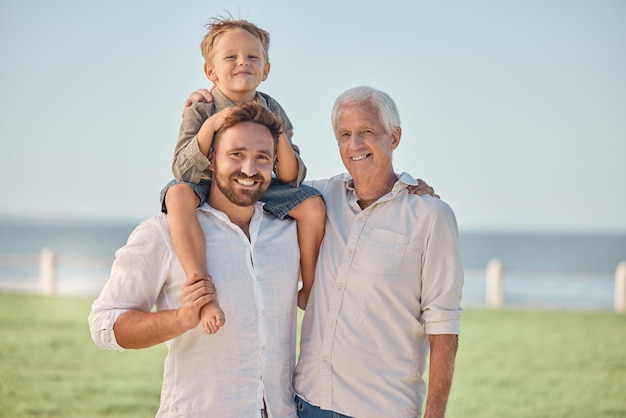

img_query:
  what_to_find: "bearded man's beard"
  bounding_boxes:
[213,170,269,207]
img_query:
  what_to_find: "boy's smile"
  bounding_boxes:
[205,28,270,103]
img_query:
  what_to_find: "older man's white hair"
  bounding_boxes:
[331,86,401,136]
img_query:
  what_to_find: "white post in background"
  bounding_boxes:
[486,258,504,308]
[615,261,626,313]
[39,247,55,295]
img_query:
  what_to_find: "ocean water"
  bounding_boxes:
[1,219,625,311]
[0,220,137,297]
[459,232,626,311]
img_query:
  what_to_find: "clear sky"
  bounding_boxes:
[1,0,624,233]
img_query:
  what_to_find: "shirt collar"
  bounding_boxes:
[343,171,418,197]
[198,201,265,223]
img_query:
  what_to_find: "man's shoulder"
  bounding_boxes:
[305,173,350,195]
[413,193,453,212]
[398,190,457,230]
[122,214,173,253]
[397,172,453,209]
[134,213,171,236]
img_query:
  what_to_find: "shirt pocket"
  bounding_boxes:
[357,228,409,274]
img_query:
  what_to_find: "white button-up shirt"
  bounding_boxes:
[89,203,299,417]
[294,172,464,418]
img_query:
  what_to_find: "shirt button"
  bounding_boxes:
[328,319,334,326]
[347,248,353,255]
[357,217,363,223]
[322,354,329,361]
[337,283,344,289]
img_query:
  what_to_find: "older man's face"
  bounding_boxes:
[210,121,275,207]
[335,103,400,180]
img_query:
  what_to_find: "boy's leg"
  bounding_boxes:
[286,195,326,310]
[165,183,225,333]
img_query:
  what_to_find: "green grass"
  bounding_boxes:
[447,309,626,418]
[0,293,624,417]
[0,293,166,418]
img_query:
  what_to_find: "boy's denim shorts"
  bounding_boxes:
[160,178,322,220]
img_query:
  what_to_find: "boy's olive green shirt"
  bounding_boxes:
[172,88,307,185]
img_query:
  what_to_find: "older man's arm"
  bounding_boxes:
[423,334,459,418]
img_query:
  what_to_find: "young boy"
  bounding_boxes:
[160,17,325,334]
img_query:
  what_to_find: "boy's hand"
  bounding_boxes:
[183,87,214,110]
[197,106,235,150]
[407,178,440,199]
[209,106,235,129]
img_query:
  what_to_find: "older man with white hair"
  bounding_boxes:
[293,86,464,418]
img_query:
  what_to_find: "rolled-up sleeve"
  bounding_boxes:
[88,216,173,350]
[421,204,464,335]
[88,304,128,351]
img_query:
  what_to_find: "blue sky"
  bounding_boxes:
[1,0,624,232]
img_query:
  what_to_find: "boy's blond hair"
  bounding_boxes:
[200,17,270,66]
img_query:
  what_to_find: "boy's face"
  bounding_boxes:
[205,28,270,101]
